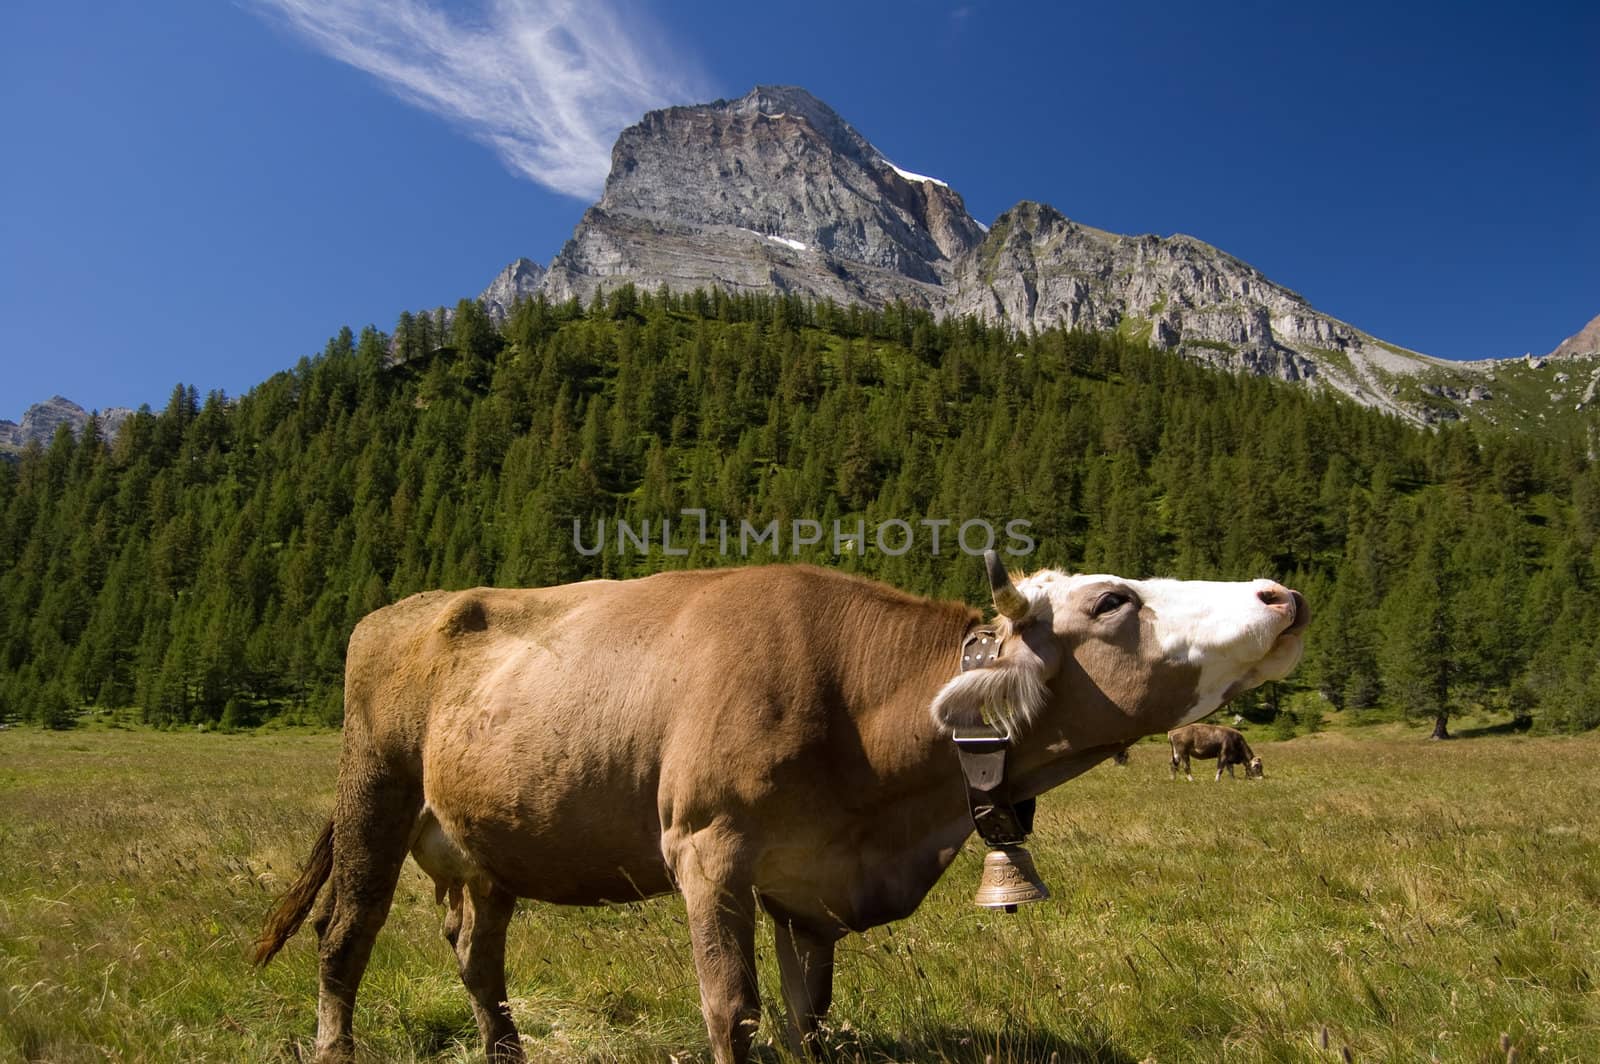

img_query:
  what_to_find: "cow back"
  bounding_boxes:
[344,566,975,909]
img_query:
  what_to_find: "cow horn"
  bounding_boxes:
[984,549,1030,622]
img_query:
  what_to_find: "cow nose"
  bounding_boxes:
[1256,583,1290,609]
[1257,582,1307,631]
[1257,583,1309,634]
[1286,589,1309,633]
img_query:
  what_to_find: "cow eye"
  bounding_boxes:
[1091,592,1129,618]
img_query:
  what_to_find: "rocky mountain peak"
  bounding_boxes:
[715,85,876,170]
[542,85,984,309]
[514,86,1581,431]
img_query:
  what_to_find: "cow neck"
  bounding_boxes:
[1006,699,1132,800]
[947,621,1038,850]
[974,630,1130,802]
[844,597,982,811]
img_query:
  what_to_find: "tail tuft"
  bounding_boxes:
[253,819,334,966]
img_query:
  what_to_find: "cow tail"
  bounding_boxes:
[253,818,334,966]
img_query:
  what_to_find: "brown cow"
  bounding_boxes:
[1168,722,1263,781]
[255,555,1307,1064]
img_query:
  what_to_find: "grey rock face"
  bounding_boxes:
[941,201,1466,417]
[1422,383,1493,402]
[0,396,132,454]
[541,85,984,310]
[423,257,548,345]
[478,258,546,324]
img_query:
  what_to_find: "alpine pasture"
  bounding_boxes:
[3,721,1596,1062]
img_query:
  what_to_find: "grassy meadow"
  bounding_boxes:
[2,724,1598,1063]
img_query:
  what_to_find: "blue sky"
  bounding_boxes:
[3,0,1596,421]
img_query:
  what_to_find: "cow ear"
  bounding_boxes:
[930,627,1059,737]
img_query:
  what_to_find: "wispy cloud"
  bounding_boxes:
[249,0,711,199]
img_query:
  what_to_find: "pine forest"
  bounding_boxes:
[2,288,1596,735]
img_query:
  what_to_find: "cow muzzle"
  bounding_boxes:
[1238,586,1310,691]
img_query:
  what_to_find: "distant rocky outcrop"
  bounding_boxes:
[414,257,548,347]
[948,203,1408,410]
[1549,313,1600,360]
[0,397,132,455]
[1533,313,1600,415]
[478,257,547,324]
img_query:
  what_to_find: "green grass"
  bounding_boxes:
[1182,338,1236,355]
[4,728,1599,1062]
[977,214,1015,284]
[1300,345,1354,380]
[1114,315,1154,346]
[1458,359,1598,439]
[1352,342,1599,439]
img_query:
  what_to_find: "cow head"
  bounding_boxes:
[1247,755,1265,779]
[930,552,1308,748]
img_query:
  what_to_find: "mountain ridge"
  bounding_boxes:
[11,86,1594,437]
[531,85,1595,431]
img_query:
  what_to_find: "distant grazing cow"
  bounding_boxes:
[256,556,1305,1064]
[1169,723,1263,781]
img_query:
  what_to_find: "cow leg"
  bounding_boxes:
[771,916,838,1055]
[679,868,760,1064]
[1227,763,1237,779]
[1183,753,1193,782]
[446,881,523,1062]
[1169,746,1179,780]
[312,770,421,1063]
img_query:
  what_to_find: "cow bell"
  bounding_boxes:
[973,845,1051,912]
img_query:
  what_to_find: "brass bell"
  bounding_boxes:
[973,845,1051,912]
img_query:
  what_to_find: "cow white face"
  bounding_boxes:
[1069,574,1308,726]
[930,567,1307,741]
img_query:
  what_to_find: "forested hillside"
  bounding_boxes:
[2,289,1596,733]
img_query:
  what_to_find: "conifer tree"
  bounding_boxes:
[1376,517,1453,738]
